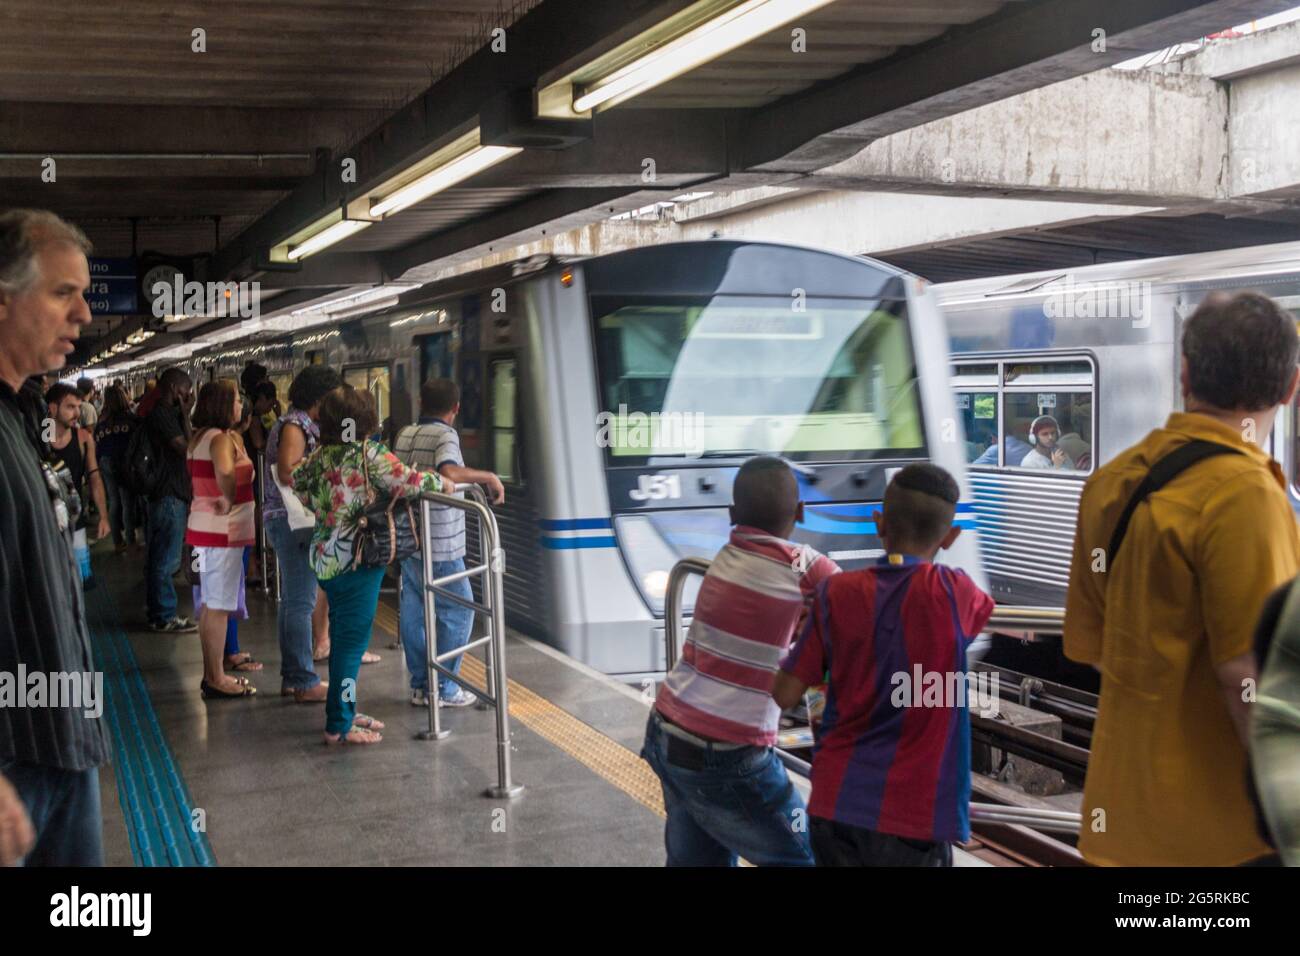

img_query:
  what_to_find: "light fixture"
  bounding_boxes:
[286,218,370,261]
[541,0,837,116]
[367,129,520,218]
[289,283,421,317]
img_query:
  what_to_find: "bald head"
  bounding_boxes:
[730,456,800,537]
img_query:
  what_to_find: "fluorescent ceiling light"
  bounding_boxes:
[289,283,420,317]
[287,218,370,261]
[369,137,520,217]
[566,0,837,114]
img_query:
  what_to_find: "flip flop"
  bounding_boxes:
[351,713,385,730]
[323,728,382,745]
[201,679,257,699]
[224,653,263,672]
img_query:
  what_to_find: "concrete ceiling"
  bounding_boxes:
[1,0,1291,367]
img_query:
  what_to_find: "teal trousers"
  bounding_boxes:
[318,565,386,736]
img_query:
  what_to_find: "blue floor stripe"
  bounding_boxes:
[84,578,216,867]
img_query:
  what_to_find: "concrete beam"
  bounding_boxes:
[736,0,1294,173]
[1162,16,1300,77]
[811,68,1229,206]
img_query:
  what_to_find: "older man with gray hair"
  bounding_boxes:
[0,209,108,866]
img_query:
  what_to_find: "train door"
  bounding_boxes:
[342,362,391,439]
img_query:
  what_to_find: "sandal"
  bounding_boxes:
[201,679,257,699]
[351,713,385,730]
[323,727,382,745]
[360,651,381,665]
[224,653,263,672]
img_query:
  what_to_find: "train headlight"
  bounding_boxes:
[642,569,671,600]
[614,513,715,616]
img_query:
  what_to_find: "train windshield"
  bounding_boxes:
[590,294,925,462]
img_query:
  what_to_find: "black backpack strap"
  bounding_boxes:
[1107,439,1244,567]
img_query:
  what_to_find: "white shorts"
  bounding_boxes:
[197,546,244,612]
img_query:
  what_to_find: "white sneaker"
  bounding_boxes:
[410,688,430,707]
[439,688,477,708]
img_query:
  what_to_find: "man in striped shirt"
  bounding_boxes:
[642,456,838,866]
[394,379,505,708]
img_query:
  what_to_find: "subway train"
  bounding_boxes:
[939,239,1300,610]
[121,240,987,679]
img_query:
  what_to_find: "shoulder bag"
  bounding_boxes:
[351,440,422,569]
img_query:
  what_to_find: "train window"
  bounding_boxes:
[589,294,925,462]
[1004,361,1092,386]
[956,391,998,464]
[956,358,1094,472]
[1003,391,1093,472]
[343,364,390,437]
[490,359,518,483]
[952,364,997,387]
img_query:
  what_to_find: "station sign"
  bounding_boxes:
[85,257,138,315]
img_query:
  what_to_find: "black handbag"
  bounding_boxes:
[351,441,422,570]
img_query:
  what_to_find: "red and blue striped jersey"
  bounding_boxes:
[782,556,994,842]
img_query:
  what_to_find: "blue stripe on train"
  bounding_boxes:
[539,535,618,550]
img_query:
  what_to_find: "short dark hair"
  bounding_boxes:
[240,362,268,396]
[420,378,460,417]
[287,365,342,411]
[191,379,239,431]
[158,367,191,395]
[883,463,960,548]
[75,377,94,397]
[252,380,277,403]
[1182,291,1299,411]
[45,382,79,407]
[731,456,799,535]
[318,385,378,445]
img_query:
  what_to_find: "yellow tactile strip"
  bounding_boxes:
[372,603,666,817]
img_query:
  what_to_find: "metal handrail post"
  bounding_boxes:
[663,557,711,672]
[413,484,522,799]
[417,496,447,741]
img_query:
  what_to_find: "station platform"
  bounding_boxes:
[87,541,669,867]
[85,539,1003,868]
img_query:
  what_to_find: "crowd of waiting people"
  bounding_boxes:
[2,207,1299,869]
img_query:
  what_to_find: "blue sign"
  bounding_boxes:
[85,257,138,315]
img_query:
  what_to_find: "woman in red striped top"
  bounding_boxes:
[186,379,257,700]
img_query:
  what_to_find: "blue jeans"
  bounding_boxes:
[265,515,321,690]
[318,566,385,736]
[640,712,814,867]
[1,760,103,866]
[100,457,137,546]
[145,495,187,625]
[400,554,474,697]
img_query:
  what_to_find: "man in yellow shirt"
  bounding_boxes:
[1065,290,1300,866]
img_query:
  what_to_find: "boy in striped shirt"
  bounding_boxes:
[642,456,838,866]
[773,464,994,866]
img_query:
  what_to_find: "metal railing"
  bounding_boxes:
[986,606,1065,633]
[661,557,1081,837]
[415,484,523,799]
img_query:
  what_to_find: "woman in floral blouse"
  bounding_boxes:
[292,385,452,745]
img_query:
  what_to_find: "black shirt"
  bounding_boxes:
[0,378,109,771]
[145,402,191,502]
